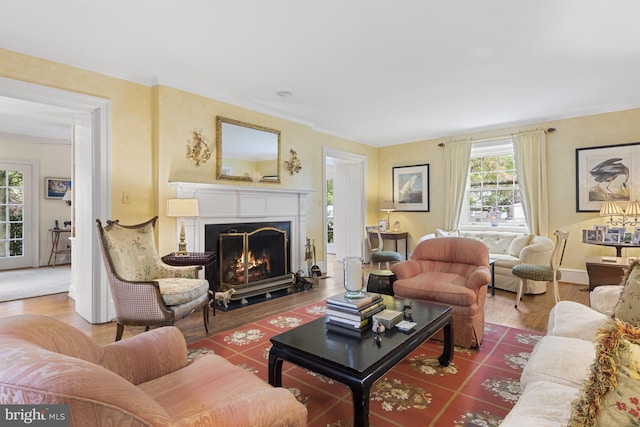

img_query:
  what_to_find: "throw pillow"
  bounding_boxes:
[435,228,460,238]
[508,234,533,257]
[568,318,640,427]
[614,258,640,326]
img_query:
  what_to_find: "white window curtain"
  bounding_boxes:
[444,139,472,230]
[513,130,548,236]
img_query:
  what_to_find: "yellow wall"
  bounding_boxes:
[0,49,376,261]
[377,109,640,271]
[3,47,640,272]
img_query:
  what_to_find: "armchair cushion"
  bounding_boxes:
[156,278,209,306]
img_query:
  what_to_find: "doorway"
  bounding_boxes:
[0,77,112,323]
[323,148,367,263]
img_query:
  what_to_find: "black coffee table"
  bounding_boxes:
[268,295,453,427]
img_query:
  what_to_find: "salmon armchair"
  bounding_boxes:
[391,237,491,348]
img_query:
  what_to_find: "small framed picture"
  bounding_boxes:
[604,233,621,244]
[45,177,71,199]
[624,232,633,244]
[633,231,640,245]
[583,229,598,242]
[594,225,608,241]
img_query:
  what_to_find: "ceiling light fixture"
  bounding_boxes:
[276,90,292,98]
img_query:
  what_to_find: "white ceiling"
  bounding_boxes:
[1,0,640,146]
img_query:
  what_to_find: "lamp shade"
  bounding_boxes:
[600,201,623,216]
[625,200,640,216]
[380,200,396,212]
[166,198,200,217]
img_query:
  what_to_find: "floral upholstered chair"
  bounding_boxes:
[96,217,210,341]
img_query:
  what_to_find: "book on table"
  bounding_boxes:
[325,300,386,322]
[326,292,382,309]
[326,321,368,338]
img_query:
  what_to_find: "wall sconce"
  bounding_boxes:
[62,189,72,206]
[166,198,200,256]
[600,200,640,228]
[186,130,211,166]
[284,149,302,175]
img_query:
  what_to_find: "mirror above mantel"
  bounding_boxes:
[216,116,281,183]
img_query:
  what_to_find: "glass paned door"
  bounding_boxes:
[0,163,32,270]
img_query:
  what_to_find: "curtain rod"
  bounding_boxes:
[437,127,556,147]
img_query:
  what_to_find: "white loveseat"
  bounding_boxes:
[422,230,554,294]
[499,285,623,426]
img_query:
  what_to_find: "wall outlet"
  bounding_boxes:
[122,191,131,204]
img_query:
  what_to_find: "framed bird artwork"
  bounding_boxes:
[576,142,640,212]
[392,164,429,212]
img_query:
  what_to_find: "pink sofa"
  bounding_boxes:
[391,237,491,348]
[0,315,307,427]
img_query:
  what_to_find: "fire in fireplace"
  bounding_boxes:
[205,222,293,301]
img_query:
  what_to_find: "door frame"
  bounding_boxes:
[0,77,112,324]
[323,147,367,264]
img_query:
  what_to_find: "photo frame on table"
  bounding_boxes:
[45,177,71,199]
[576,142,640,212]
[392,164,429,212]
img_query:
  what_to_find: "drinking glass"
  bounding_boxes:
[343,256,364,298]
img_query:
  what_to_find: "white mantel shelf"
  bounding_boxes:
[170,182,314,274]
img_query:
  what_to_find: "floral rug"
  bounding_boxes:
[187,302,542,427]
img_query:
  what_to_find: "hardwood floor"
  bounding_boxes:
[0,256,589,346]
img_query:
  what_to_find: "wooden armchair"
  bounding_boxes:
[391,237,491,348]
[96,217,210,341]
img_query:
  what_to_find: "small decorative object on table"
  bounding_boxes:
[373,309,403,329]
[343,256,364,298]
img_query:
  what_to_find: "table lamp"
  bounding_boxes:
[380,200,396,230]
[166,198,200,255]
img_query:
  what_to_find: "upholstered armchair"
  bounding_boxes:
[0,314,307,426]
[96,217,210,341]
[391,237,491,348]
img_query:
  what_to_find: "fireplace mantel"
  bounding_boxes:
[170,182,313,274]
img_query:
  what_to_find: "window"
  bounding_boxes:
[0,168,25,257]
[460,138,528,229]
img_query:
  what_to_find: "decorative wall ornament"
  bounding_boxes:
[284,149,302,175]
[186,130,211,166]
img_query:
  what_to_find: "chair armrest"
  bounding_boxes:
[466,266,491,291]
[391,259,421,279]
[101,326,188,385]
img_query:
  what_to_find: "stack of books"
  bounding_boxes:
[325,292,385,337]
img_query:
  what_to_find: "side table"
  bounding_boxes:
[585,256,630,291]
[162,252,218,312]
[48,229,71,267]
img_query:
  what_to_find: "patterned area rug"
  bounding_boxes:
[188,302,541,427]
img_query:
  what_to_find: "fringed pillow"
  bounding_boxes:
[614,258,640,326]
[568,318,640,427]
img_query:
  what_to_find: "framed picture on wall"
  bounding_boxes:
[392,164,429,212]
[45,177,71,199]
[576,142,640,212]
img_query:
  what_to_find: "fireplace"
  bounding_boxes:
[172,182,313,299]
[205,221,293,300]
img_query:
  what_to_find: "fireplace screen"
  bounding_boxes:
[219,227,288,291]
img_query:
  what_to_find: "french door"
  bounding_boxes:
[0,161,34,270]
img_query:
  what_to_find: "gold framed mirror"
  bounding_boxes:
[216,116,281,183]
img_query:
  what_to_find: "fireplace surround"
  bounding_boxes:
[171,182,313,300]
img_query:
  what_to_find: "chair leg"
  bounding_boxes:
[115,323,124,341]
[515,277,525,308]
[203,304,210,334]
[552,279,560,304]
